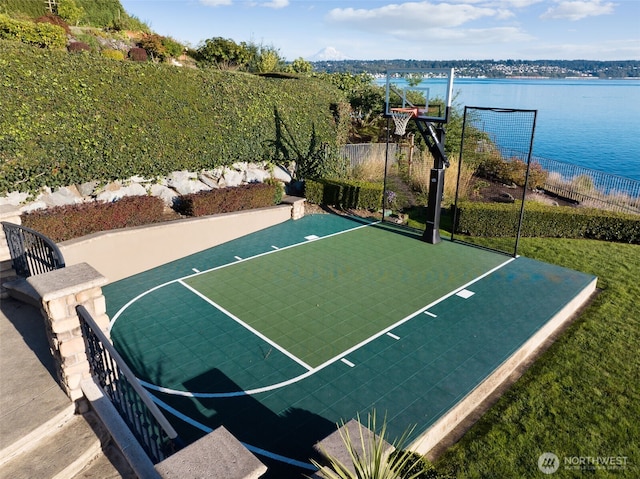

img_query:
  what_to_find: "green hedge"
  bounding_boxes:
[21,195,165,242]
[305,178,383,210]
[0,14,67,48]
[175,182,282,217]
[453,200,640,244]
[0,40,349,194]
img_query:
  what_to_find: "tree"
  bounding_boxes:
[243,41,285,73]
[287,57,313,74]
[57,0,84,26]
[316,72,386,142]
[195,37,250,69]
[138,34,166,61]
[256,48,280,73]
[137,34,183,62]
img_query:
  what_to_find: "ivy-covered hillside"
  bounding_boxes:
[0,40,350,194]
[0,0,140,30]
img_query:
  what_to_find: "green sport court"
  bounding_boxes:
[104,213,597,477]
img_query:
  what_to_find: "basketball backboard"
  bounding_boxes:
[384,68,454,123]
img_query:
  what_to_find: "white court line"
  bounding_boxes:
[456,289,475,299]
[178,279,314,371]
[424,311,437,318]
[271,245,279,250]
[110,220,379,328]
[387,332,400,340]
[148,393,317,471]
[192,268,200,273]
[139,256,517,399]
[112,222,516,398]
[234,255,242,261]
[341,358,355,367]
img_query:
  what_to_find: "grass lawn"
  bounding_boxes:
[432,236,639,477]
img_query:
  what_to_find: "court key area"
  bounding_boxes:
[104,213,597,476]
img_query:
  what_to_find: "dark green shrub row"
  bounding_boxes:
[175,182,282,217]
[21,195,165,242]
[0,14,67,48]
[305,178,383,210]
[0,40,349,195]
[453,201,640,244]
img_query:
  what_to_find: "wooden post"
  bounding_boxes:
[408,133,415,177]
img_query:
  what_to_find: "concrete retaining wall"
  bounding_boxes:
[59,204,294,284]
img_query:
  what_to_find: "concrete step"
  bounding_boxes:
[0,407,130,479]
[70,442,137,479]
[2,277,41,308]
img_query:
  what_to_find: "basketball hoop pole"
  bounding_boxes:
[414,117,449,244]
[384,109,449,244]
[384,68,454,244]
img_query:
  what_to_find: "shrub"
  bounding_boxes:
[162,36,184,59]
[138,33,165,61]
[305,178,383,210]
[128,46,147,62]
[313,411,451,479]
[21,195,165,242]
[175,183,282,217]
[67,41,91,53]
[474,153,548,190]
[453,200,640,244]
[0,14,67,49]
[57,0,84,26]
[101,48,124,61]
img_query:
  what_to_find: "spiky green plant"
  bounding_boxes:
[312,411,427,479]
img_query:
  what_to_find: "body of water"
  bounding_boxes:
[380,77,640,181]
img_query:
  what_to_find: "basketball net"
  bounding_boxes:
[390,108,417,136]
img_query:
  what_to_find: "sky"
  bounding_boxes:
[119,0,640,61]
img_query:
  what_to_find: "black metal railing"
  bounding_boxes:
[77,305,183,464]
[1,222,65,278]
[534,155,640,214]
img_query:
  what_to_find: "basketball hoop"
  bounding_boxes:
[390,108,418,136]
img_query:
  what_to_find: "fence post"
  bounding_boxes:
[25,263,109,401]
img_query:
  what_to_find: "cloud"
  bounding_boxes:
[395,25,534,44]
[259,0,289,8]
[325,1,535,48]
[487,0,543,7]
[199,0,232,6]
[326,1,499,32]
[540,0,616,21]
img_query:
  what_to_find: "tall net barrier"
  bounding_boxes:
[453,107,537,256]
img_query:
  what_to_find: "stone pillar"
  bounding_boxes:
[26,263,109,401]
[0,205,22,298]
[281,195,306,220]
[291,198,306,220]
